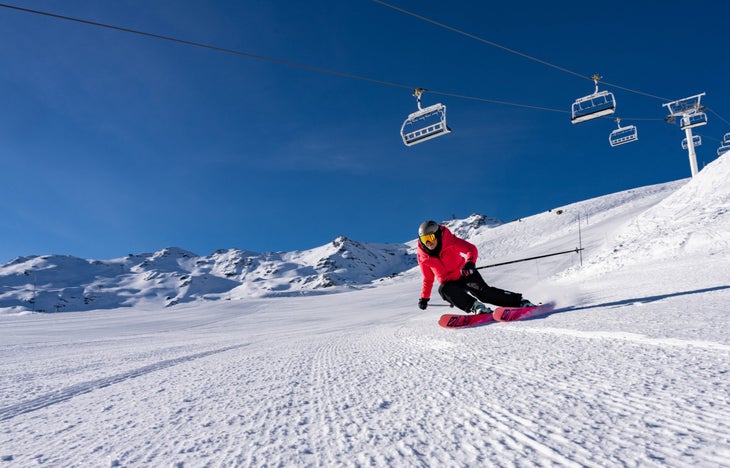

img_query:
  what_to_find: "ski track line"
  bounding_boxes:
[232,343,316,467]
[462,401,586,468]
[0,344,247,422]
[238,330,404,467]
[474,331,730,465]
[229,333,366,467]
[493,359,730,465]
[496,325,730,432]
[392,321,601,466]
[307,331,392,466]
[453,380,599,468]
[488,343,730,436]
[302,326,461,466]
[510,325,730,352]
[396,320,730,466]
[427,353,598,466]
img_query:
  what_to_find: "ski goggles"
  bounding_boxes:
[419,233,437,244]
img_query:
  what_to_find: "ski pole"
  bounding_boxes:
[477,248,584,270]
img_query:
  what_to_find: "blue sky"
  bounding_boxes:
[1,0,728,262]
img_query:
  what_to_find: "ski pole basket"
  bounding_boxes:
[401,88,451,146]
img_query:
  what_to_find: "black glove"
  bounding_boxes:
[418,297,429,310]
[461,261,476,277]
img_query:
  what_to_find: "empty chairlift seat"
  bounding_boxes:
[572,91,616,124]
[401,103,451,146]
[680,111,708,130]
[719,133,730,155]
[714,132,730,156]
[571,75,616,124]
[681,135,702,150]
[609,124,638,147]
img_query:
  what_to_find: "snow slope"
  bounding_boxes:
[1,154,729,467]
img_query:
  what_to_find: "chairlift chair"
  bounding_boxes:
[718,144,730,156]
[681,135,702,150]
[571,75,616,124]
[401,88,451,146]
[723,132,730,144]
[608,118,638,147]
[679,111,708,130]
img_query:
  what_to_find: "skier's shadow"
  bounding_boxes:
[543,285,730,318]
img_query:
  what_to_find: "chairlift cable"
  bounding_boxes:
[1,2,720,125]
[595,80,670,102]
[0,2,422,91]
[371,0,588,81]
[4,2,722,149]
[705,107,730,127]
[372,0,673,102]
[0,2,570,115]
[428,90,568,114]
[614,116,666,122]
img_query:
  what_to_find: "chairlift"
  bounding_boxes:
[400,88,451,146]
[663,93,707,178]
[663,93,705,116]
[679,111,708,130]
[723,132,730,144]
[571,75,616,124]
[608,118,638,147]
[718,144,730,156]
[681,135,702,150]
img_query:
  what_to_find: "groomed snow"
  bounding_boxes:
[1,154,729,467]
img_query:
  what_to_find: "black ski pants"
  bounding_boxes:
[438,271,522,312]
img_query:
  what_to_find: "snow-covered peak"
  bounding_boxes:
[0,238,415,313]
[442,213,503,238]
[130,247,198,273]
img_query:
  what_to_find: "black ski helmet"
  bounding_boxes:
[418,220,439,237]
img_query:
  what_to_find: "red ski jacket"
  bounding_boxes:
[417,225,478,299]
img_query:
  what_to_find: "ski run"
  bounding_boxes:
[1,153,729,467]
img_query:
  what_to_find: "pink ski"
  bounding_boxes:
[492,302,555,322]
[438,302,555,328]
[438,312,496,328]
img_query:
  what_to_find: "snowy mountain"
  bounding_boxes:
[1,154,728,467]
[3,150,728,315]
[0,237,417,313]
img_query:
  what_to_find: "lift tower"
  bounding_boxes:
[662,93,707,177]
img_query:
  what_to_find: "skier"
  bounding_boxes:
[416,220,534,314]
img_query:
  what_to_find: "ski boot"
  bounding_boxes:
[470,301,493,314]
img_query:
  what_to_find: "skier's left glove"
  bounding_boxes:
[418,297,429,310]
[461,261,476,277]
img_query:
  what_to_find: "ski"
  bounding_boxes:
[438,302,555,328]
[492,301,556,322]
[438,311,496,328]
